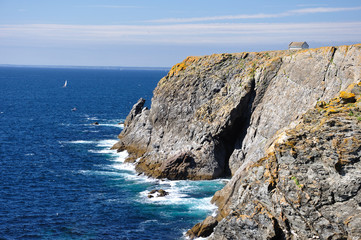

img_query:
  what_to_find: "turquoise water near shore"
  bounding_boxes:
[0,67,226,239]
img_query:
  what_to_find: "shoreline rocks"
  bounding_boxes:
[112,44,361,238]
[147,189,169,198]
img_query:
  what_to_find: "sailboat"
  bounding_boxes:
[63,80,68,88]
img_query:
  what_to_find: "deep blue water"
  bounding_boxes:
[0,67,226,240]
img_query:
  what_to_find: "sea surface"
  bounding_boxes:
[0,67,226,240]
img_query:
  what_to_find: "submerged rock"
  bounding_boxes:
[147,189,169,198]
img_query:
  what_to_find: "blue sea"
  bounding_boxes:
[0,67,226,240]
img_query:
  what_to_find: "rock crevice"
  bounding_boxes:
[112,44,361,239]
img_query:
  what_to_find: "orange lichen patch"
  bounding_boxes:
[263,153,279,188]
[298,46,334,55]
[340,91,356,102]
[168,56,200,77]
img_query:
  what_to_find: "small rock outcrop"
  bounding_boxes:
[187,216,218,239]
[147,189,169,198]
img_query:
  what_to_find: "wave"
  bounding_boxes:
[81,137,226,225]
[99,123,124,128]
[68,140,96,144]
[96,139,118,147]
[82,130,100,133]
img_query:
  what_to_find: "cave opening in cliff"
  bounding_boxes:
[215,79,256,177]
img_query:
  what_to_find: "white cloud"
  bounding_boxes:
[1,22,361,45]
[147,6,361,23]
[147,13,289,23]
[290,6,361,14]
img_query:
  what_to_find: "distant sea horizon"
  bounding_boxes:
[0,66,224,239]
[0,64,171,71]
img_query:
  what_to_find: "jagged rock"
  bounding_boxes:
[187,216,218,239]
[209,85,361,239]
[157,189,168,197]
[147,189,169,198]
[112,44,361,238]
[113,44,361,180]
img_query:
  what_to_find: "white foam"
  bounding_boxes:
[86,117,99,121]
[96,139,118,147]
[59,123,72,127]
[99,123,124,128]
[112,162,135,172]
[78,170,123,177]
[82,130,100,133]
[83,137,225,217]
[112,151,129,162]
[190,197,217,212]
[89,149,114,154]
[68,140,96,144]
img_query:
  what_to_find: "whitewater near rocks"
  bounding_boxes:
[113,44,361,239]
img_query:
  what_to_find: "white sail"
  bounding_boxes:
[63,80,67,88]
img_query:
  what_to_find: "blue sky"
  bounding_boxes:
[1,0,361,67]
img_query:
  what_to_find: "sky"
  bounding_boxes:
[1,0,361,67]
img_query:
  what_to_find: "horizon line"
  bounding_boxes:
[0,63,171,70]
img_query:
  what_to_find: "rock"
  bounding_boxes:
[157,189,168,197]
[147,189,169,198]
[92,121,99,125]
[187,216,218,239]
[113,44,361,180]
[209,87,361,239]
[111,44,361,238]
[149,190,157,194]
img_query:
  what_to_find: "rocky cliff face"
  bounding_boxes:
[206,84,361,240]
[112,44,361,238]
[114,44,361,180]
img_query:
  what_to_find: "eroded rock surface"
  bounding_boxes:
[114,44,361,181]
[208,85,361,240]
[113,44,361,238]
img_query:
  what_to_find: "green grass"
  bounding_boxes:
[291,176,302,188]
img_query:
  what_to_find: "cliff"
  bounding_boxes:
[112,44,361,238]
[192,84,361,239]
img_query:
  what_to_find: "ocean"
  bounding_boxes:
[0,67,226,240]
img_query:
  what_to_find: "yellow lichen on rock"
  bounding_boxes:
[168,56,200,77]
[340,91,356,103]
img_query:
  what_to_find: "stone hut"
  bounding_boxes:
[289,41,309,50]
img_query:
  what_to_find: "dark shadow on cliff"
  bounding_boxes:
[214,79,257,177]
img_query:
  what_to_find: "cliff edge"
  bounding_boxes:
[113,44,361,180]
[112,44,361,238]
